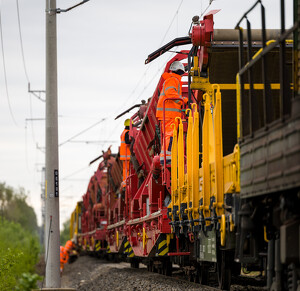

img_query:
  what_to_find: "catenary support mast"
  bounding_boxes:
[45,0,60,287]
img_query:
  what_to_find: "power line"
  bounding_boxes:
[16,0,46,162]
[61,165,90,181]
[111,0,185,120]
[0,3,18,126]
[68,140,117,144]
[132,62,168,105]
[200,0,215,18]
[159,0,184,46]
[59,117,106,146]
[16,0,29,82]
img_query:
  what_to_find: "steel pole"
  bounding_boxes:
[45,0,60,287]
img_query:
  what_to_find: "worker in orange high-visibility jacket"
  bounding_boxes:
[60,246,68,275]
[120,119,131,185]
[156,61,187,165]
[64,239,75,262]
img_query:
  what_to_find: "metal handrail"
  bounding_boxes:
[162,97,185,184]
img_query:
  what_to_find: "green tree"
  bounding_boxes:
[0,182,38,234]
[60,219,71,246]
[0,182,41,290]
[0,219,40,290]
[0,247,21,289]
[0,182,13,223]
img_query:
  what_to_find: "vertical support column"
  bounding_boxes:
[171,123,178,210]
[186,109,193,213]
[177,117,184,215]
[201,95,211,219]
[45,0,60,287]
[261,4,273,125]
[212,85,224,216]
[246,19,259,133]
[237,27,247,138]
[191,104,199,219]
[279,0,290,117]
[236,74,241,140]
[275,238,282,290]
[267,239,275,289]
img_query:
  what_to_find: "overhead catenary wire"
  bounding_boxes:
[16,0,29,82]
[111,0,185,120]
[200,0,215,18]
[61,1,187,222]
[0,2,18,126]
[159,0,184,46]
[59,117,106,147]
[61,165,90,181]
[16,2,45,103]
[130,0,213,108]
[16,0,47,180]
[103,0,185,148]
[68,140,117,144]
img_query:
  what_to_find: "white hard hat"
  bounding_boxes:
[169,61,185,75]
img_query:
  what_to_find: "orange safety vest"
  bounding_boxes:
[156,72,185,121]
[60,246,67,263]
[120,129,130,161]
[65,240,73,253]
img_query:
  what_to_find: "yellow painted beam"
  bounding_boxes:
[212,84,224,216]
[186,109,193,213]
[171,122,178,214]
[191,104,199,219]
[191,82,283,91]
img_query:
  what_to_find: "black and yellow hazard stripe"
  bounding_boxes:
[127,245,134,257]
[95,241,101,252]
[107,244,111,254]
[156,234,169,256]
[124,240,129,253]
[123,238,134,257]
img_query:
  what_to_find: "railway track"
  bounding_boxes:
[62,254,264,291]
[169,266,264,291]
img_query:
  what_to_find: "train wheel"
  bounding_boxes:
[199,264,208,285]
[193,270,199,283]
[147,261,151,271]
[165,260,172,276]
[130,258,139,268]
[162,259,172,276]
[188,272,194,282]
[158,266,163,274]
[149,260,154,272]
[217,250,232,290]
[113,254,119,263]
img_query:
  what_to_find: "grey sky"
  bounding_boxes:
[0,0,293,228]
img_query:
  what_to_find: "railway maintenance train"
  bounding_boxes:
[69,1,300,290]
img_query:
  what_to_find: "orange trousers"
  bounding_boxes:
[60,262,65,272]
[160,119,177,165]
[122,160,130,182]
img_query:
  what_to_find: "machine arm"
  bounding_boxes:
[145,36,192,64]
[115,104,142,120]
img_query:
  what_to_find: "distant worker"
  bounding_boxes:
[156,61,187,165]
[64,239,75,262]
[120,119,131,185]
[60,246,68,276]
